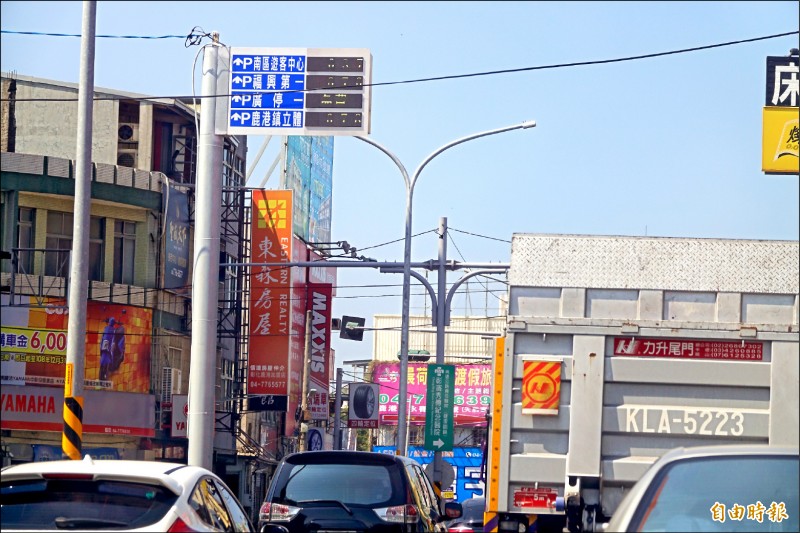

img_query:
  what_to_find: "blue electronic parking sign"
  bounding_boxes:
[226,47,372,136]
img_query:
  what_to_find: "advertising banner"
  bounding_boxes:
[1,385,155,436]
[33,444,120,461]
[761,106,799,174]
[163,181,191,291]
[284,235,306,438]
[613,337,763,361]
[1,297,152,393]
[765,56,799,107]
[348,383,379,428]
[171,394,188,438]
[373,446,484,502]
[306,283,333,420]
[282,136,334,244]
[372,363,491,425]
[248,189,294,397]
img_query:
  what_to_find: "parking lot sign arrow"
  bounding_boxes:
[424,364,454,451]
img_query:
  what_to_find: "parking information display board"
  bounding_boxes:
[226,47,372,136]
[424,364,455,451]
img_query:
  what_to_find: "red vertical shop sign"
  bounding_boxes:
[306,282,333,419]
[248,190,293,396]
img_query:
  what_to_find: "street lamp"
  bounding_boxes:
[356,120,536,456]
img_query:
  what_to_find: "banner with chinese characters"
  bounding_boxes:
[613,337,763,361]
[1,296,152,393]
[373,446,484,502]
[306,283,333,420]
[162,181,191,290]
[247,189,293,396]
[372,362,491,425]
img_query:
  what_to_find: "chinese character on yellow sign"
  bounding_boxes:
[521,358,561,415]
[762,106,799,174]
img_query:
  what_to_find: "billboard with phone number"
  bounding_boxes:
[1,296,152,393]
[372,362,491,425]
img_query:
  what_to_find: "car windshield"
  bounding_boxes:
[1,477,177,530]
[460,498,485,522]
[276,462,400,506]
[632,455,799,532]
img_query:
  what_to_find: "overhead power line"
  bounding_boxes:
[1,29,186,39]
[1,30,796,103]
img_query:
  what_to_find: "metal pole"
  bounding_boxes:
[188,34,223,469]
[334,367,343,450]
[298,310,312,452]
[354,135,412,456]
[355,121,535,456]
[62,0,96,461]
[432,217,447,494]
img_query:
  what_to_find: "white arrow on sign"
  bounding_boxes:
[434,367,444,376]
[433,438,444,448]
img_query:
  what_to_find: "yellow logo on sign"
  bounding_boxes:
[521,360,561,415]
[762,106,799,174]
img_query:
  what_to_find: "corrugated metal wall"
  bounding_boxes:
[372,314,506,362]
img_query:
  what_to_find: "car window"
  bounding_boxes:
[275,462,400,506]
[632,455,799,532]
[409,464,437,511]
[190,477,234,532]
[215,479,252,532]
[0,477,177,530]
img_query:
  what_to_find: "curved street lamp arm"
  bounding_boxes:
[355,135,411,190]
[410,121,536,189]
[444,269,509,327]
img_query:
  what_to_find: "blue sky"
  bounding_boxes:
[2,1,798,368]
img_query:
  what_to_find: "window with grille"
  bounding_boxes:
[113,220,136,284]
[220,358,235,412]
[17,207,35,273]
[45,212,104,280]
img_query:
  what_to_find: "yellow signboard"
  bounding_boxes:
[762,106,799,174]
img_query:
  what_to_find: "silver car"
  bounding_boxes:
[606,444,799,532]
[1,455,253,531]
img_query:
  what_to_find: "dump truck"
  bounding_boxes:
[484,234,799,532]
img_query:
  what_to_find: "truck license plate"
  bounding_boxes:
[514,487,557,509]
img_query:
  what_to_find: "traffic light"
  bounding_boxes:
[397,349,431,362]
[339,315,365,341]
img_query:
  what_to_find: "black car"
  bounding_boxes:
[258,450,462,532]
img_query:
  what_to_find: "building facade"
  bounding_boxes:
[0,73,272,519]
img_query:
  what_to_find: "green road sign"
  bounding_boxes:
[424,364,454,451]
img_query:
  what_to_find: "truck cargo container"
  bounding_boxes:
[485,234,799,532]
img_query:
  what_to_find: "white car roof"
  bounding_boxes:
[0,456,197,496]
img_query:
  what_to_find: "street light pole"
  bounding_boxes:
[356,120,535,456]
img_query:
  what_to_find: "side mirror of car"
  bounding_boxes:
[443,500,463,520]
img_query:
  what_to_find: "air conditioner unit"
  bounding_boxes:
[161,367,182,404]
[118,122,139,142]
[117,149,138,168]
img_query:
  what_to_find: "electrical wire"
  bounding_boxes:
[2,30,796,103]
[0,29,186,39]
[449,227,511,244]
